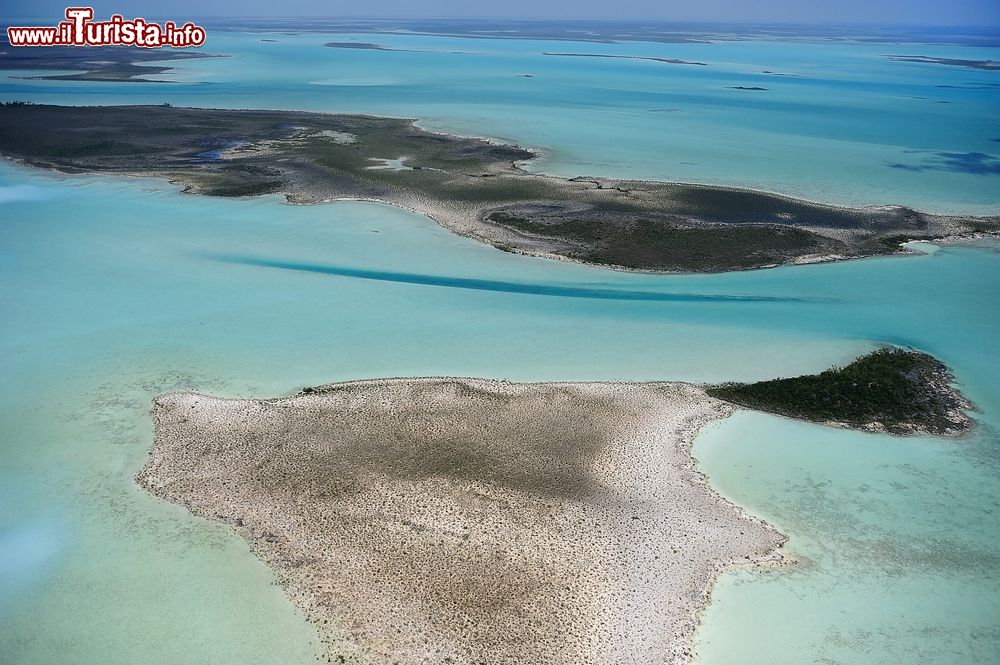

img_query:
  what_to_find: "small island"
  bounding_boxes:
[0,103,995,273]
[325,41,415,51]
[542,52,708,66]
[708,348,973,435]
[883,55,1000,71]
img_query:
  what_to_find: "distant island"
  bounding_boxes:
[0,103,995,273]
[325,41,416,52]
[542,52,708,66]
[0,44,217,82]
[883,55,1000,71]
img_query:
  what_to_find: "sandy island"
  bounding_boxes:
[137,379,786,664]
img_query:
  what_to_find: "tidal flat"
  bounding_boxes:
[137,379,785,665]
[134,350,972,663]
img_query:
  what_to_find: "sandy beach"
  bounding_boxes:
[137,378,786,664]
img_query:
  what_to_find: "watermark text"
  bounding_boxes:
[7,7,206,48]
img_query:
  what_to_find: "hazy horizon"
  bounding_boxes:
[3,1,1000,28]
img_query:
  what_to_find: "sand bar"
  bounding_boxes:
[137,378,785,664]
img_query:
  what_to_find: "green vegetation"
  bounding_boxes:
[490,213,836,270]
[0,103,994,273]
[707,348,972,435]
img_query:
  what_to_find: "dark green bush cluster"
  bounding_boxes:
[707,348,964,434]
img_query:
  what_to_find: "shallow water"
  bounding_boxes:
[695,411,1000,664]
[2,31,998,213]
[1,27,999,664]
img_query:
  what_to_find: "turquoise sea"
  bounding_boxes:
[4,30,1000,213]
[1,27,999,664]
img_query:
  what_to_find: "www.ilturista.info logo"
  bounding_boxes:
[7,7,206,47]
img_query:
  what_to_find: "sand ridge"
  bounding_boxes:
[137,378,786,664]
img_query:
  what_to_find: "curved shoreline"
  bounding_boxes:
[5,151,989,278]
[3,104,996,274]
[137,378,788,664]
[411,118,1000,219]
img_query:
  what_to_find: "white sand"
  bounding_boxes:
[137,378,785,664]
[365,156,413,171]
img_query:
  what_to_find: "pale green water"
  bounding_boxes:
[1,161,998,663]
[695,413,1000,664]
[1,27,999,664]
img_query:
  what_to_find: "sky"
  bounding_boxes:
[4,0,999,27]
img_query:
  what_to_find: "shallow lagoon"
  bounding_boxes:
[1,162,998,663]
[1,28,999,664]
[2,31,999,213]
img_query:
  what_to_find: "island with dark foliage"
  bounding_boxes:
[708,348,973,435]
[0,103,995,272]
